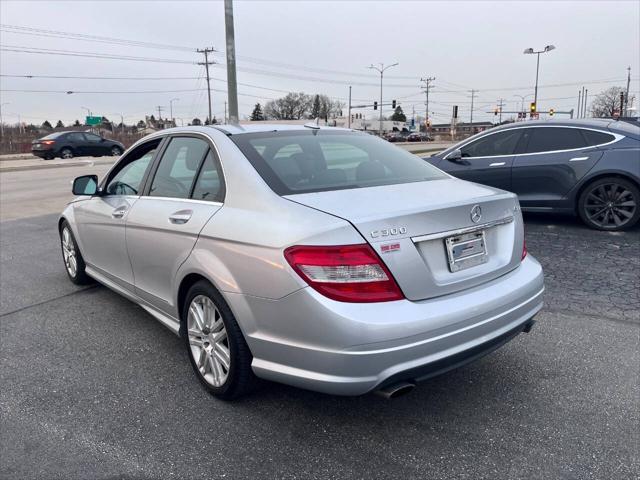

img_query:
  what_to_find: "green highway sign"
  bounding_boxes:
[85,116,102,126]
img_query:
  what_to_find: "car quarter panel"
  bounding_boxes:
[174,128,365,312]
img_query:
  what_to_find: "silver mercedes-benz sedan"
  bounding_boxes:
[59,124,544,399]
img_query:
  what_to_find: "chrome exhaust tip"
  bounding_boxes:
[374,381,416,399]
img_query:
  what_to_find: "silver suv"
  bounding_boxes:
[60,125,544,399]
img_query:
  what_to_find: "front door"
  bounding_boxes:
[125,136,225,315]
[511,127,605,209]
[73,139,160,288]
[440,128,524,191]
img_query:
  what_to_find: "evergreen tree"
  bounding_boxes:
[250,103,265,121]
[41,120,53,130]
[311,95,321,119]
[73,119,81,127]
[137,120,146,128]
[55,120,64,128]
[390,106,407,122]
[191,118,202,126]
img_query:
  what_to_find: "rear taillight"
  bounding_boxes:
[521,238,527,261]
[41,140,55,145]
[284,244,404,303]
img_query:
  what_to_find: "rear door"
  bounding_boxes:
[125,135,224,314]
[83,132,106,156]
[65,132,88,156]
[439,128,524,191]
[511,126,607,208]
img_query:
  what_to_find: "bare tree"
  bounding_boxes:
[591,87,635,117]
[264,93,313,120]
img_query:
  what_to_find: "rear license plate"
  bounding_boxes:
[444,230,488,272]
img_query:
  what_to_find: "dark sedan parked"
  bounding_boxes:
[32,131,124,160]
[426,119,640,231]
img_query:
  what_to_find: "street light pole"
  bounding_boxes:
[513,94,533,115]
[523,45,556,111]
[170,98,180,125]
[368,62,398,135]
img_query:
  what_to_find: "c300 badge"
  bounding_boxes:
[370,227,407,238]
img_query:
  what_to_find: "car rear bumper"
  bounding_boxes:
[227,255,544,396]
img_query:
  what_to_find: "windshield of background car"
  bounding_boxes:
[230,130,447,195]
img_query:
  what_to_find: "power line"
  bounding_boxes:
[0,45,197,64]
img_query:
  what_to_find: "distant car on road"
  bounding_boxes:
[59,124,543,399]
[386,131,410,142]
[426,119,640,231]
[32,131,124,160]
[407,132,432,142]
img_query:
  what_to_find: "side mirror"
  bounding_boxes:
[447,149,463,162]
[72,175,98,195]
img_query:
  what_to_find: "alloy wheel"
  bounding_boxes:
[187,295,231,387]
[584,182,637,229]
[61,227,77,277]
[61,149,73,159]
[111,147,122,156]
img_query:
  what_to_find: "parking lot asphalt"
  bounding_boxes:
[0,211,638,479]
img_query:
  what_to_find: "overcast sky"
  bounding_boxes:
[1,0,639,126]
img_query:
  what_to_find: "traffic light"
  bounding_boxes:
[549,108,555,117]
[494,108,499,116]
[453,105,458,119]
[530,102,537,114]
[373,101,378,110]
[392,100,396,109]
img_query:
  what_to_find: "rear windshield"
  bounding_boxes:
[40,132,66,140]
[230,130,446,195]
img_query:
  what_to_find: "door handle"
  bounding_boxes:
[169,210,193,225]
[112,206,128,218]
[570,156,589,162]
[489,162,506,167]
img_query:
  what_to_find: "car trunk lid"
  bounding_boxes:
[285,178,523,301]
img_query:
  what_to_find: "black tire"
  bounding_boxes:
[59,221,92,285]
[60,147,74,159]
[182,280,257,400]
[578,177,640,231]
[111,146,123,156]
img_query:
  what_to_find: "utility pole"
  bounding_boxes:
[197,47,216,124]
[224,0,239,124]
[156,106,164,125]
[348,86,352,129]
[625,66,631,116]
[0,102,9,138]
[577,89,582,118]
[469,89,477,125]
[583,89,588,118]
[420,76,435,132]
[497,98,505,123]
[224,101,227,124]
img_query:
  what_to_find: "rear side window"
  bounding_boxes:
[460,129,523,158]
[67,132,85,142]
[191,150,225,202]
[523,127,586,153]
[230,130,446,195]
[149,137,208,199]
[581,129,615,146]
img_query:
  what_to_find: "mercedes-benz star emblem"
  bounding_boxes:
[470,205,482,223]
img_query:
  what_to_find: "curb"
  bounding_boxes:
[1,160,114,173]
